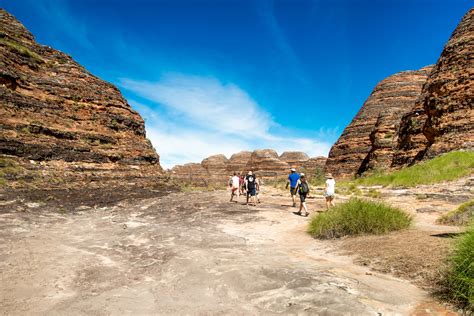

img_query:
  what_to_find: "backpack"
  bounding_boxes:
[299,181,309,194]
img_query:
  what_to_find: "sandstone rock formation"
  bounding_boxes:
[394,7,474,166]
[327,7,473,178]
[326,67,432,178]
[301,157,327,177]
[0,9,163,189]
[170,149,326,186]
[169,163,208,187]
[226,151,252,174]
[279,151,310,169]
[245,149,290,178]
[201,154,229,183]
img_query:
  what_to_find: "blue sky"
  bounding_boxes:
[2,0,472,168]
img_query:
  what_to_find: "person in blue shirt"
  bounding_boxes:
[285,168,300,207]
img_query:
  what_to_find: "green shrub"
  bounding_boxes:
[308,198,412,239]
[355,151,474,187]
[438,200,474,226]
[444,224,474,311]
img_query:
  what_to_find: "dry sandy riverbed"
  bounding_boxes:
[0,184,466,315]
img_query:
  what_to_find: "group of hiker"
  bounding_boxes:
[229,171,260,205]
[228,168,336,215]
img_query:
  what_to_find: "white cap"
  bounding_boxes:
[290,168,296,172]
[300,173,305,177]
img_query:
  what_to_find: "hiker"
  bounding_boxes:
[255,173,261,203]
[229,172,240,202]
[285,168,300,207]
[295,173,310,216]
[325,173,336,209]
[245,171,258,206]
[239,173,245,195]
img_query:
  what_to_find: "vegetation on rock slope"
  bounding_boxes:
[353,151,474,187]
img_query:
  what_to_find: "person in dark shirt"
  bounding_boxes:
[295,173,310,216]
[286,168,300,207]
[245,171,258,206]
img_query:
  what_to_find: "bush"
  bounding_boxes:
[444,224,474,311]
[308,198,412,239]
[355,151,474,187]
[438,200,474,226]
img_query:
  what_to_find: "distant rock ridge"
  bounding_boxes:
[170,150,327,186]
[326,6,473,178]
[0,9,164,189]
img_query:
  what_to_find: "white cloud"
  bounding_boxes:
[122,74,272,138]
[123,74,331,169]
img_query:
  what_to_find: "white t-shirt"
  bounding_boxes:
[325,178,336,195]
[231,176,240,188]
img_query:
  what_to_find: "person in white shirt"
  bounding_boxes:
[229,172,240,202]
[324,173,336,210]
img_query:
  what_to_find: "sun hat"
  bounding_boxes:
[326,173,333,178]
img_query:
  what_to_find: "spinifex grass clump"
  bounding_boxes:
[355,151,474,187]
[444,224,474,311]
[308,198,412,239]
[438,200,474,226]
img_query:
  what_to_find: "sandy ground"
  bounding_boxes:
[1,182,469,315]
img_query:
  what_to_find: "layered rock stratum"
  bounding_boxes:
[0,9,164,189]
[325,67,433,178]
[393,7,474,166]
[326,6,473,178]
[170,149,327,186]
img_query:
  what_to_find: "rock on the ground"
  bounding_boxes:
[0,9,163,189]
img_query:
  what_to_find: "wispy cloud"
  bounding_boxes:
[122,74,272,138]
[256,0,309,85]
[122,74,331,169]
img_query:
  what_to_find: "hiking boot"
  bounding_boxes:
[304,212,309,217]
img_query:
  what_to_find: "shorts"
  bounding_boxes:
[290,187,297,195]
[325,193,335,199]
[247,187,256,196]
[299,193,308,202]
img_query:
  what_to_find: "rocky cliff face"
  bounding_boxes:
[301,157,327,176]
[327,7,473,178]
[170,149,326,186]
[0,9,163,189]
[394,7,474,166]
[325,67,432,178]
